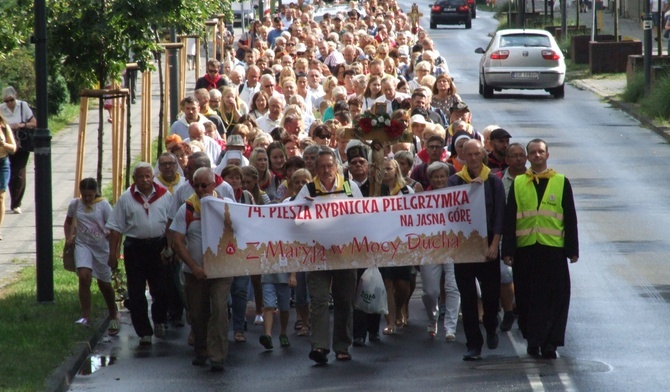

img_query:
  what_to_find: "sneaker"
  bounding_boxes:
[463,348,482,361]
[279,334,290,348]
[500,311,515,332]
[445,332,456,342]
[259,334,273,350]
[12,207,21,214]
[254,314,264,325]
[154,323,167,339]
[210,360,225,372]
[139,336,152,346]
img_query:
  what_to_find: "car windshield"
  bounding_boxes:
[439,0,465,6]
[499,34,551,48]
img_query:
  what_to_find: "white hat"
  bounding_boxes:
[295,43,307,53]
[410,114,429,125]
[397,45,409,58]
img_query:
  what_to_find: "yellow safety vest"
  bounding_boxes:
[514,174,565,248]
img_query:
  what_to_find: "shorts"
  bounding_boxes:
[379,265,413,281]
[262,283,291,311]
[500,260,513,285]
[0,157,9,191]
[75,243,112,282]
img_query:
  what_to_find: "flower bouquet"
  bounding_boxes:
[352,104,413,143]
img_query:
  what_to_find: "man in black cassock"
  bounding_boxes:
[502,139,579,360]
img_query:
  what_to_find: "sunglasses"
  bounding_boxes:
[194,182,213,189]
[207,69,218,73]
[3,98,15,103]
[286,43,296,46]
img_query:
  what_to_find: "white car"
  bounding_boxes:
[475,29,566,99]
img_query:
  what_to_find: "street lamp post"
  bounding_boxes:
[34,0,54,303]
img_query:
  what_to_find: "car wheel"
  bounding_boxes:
[472,8,477,18]
[465,17,472,29]
[430,21,437,29]
[479,79,484,95]
[482,79,494,98]
[552,84,565,99]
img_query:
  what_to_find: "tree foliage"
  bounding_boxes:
[47,0,227,92]
[0,0,33,59]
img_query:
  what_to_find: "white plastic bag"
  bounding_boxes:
[355,267,388,315]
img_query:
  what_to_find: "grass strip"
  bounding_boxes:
[0,242,107,392]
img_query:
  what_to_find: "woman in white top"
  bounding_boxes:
[0,113,17,240]
[64,178,120,334]
[0,86,36,214]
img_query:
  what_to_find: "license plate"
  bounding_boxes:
[445,7,456,10]
[512,72,539,79]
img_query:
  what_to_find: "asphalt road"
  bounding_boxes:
[69,5,670,392]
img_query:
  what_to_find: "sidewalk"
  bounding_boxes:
[0,63,198,289]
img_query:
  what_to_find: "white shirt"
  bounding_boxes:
[169,179,235,220]
[184,135,222,167]
[0,100,33,125]
[169,196,235,273]
[256,114,283,134]
[106,186,174,238]
[239,82,261,108]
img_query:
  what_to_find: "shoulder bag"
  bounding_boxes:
[62,199,79,272]
[14,101,35,152]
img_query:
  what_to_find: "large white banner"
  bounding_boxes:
[201,184,488,278]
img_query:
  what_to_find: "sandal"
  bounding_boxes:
[75,318,89,326]
[234,332,247,343]
[297,326,311,337]
[383,326,395,335]
[294,319,303,331]
[309,348,329,364]
[108,317,121,336]
[335,351,352,361]
[427,322,437,338]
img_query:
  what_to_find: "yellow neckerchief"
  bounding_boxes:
[389,181,403,196]
[82,197,105,212]
[524,168,556,184]
[157,172,181,194]
[456,164,491,183]
[185,190,218,215]
[314,173,345,194]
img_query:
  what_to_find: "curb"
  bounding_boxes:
[571,79,670,142]
[43,318,110,392]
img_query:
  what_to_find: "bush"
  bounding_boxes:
[621,72,645,103]
[0,47,36,105]
[640,75,670,119]
[47,69,70,116]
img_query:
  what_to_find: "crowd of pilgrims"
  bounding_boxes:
[63,0,577,372]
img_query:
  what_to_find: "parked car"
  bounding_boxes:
[474,29,566,99]
[429,0,472,29]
